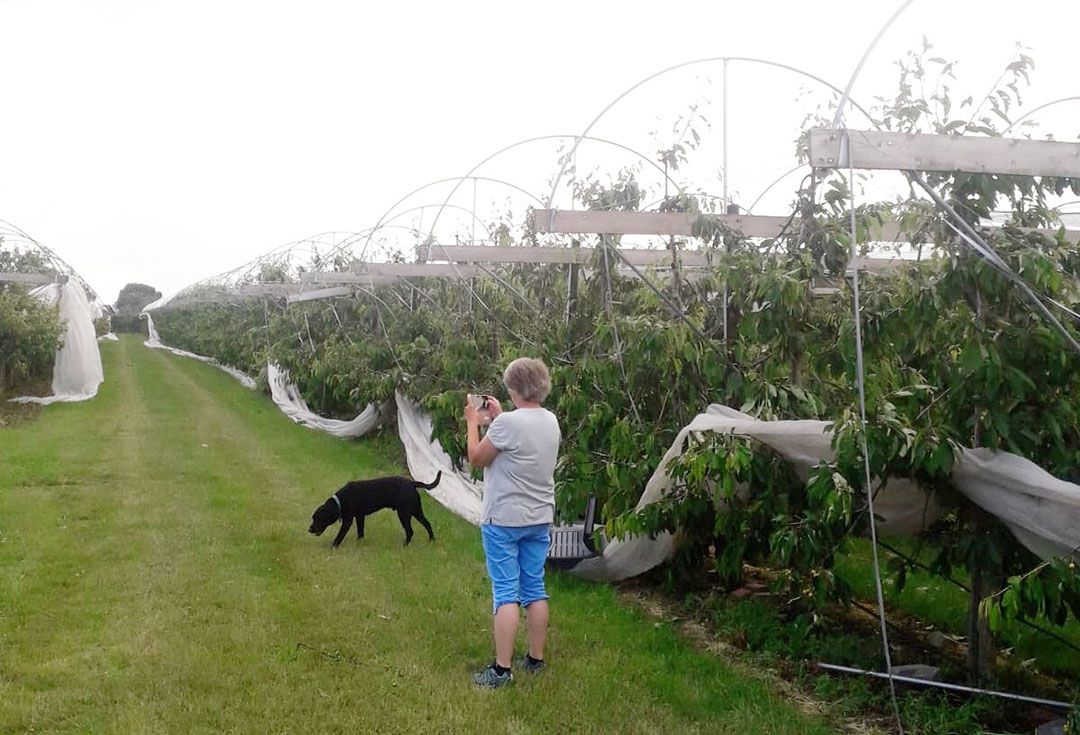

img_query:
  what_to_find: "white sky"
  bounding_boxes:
[2,0,1079,303]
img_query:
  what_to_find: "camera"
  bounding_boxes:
[467,393,489,410]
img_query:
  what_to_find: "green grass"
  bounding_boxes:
[0,335,830,734]
[836,538,1080,678]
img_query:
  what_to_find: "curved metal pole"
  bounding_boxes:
[353,203,498,263]
[372,176,543,227]
[546,56,879,210]
[831,0,917,128]
[333,203,501,265]
[424,133,684,248]
[831,7,919,734]
[218,231,365,286]
[0,218,39,244]
[360,175,545,261]
[1002,96,1080,134]
[172,205,496,304]
[746,164,808,214]
[319,223,428,262]
[176,230,368,297]
[0,218,98,295]
[639,191,726,212]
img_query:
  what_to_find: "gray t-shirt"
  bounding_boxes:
[481,407,561,526]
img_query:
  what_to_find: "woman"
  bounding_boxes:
[464,357,560,689]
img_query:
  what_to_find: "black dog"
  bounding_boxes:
[308,472,440,548]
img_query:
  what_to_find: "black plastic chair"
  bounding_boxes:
[547,495,603,568]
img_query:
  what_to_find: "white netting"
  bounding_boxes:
[138,323,1080,583]
[142,313,257,389]
[573,405,1079,581]
[391,396,1079,582]
[10,280,105,405]
[395,392,484,525]
[267,363,381,438]
[141,316,382,439]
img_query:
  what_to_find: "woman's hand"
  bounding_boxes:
[465,396,500,468]
[484,395,503,419]
[464,396,480,425]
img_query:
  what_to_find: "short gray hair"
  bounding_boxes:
[502,357,551,403]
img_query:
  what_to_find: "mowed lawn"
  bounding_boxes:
[0,336,830,734]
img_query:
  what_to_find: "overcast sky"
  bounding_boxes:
[3,0,1079,304]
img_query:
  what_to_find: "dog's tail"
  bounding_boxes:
[415,470,442,490]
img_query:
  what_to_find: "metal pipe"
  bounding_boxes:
[547,56,879,210]
[831,0,917,128]
[1003,96,1080,134]
[816,663,1075,710]
[424,133,684,246]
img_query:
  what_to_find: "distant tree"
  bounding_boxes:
[112,283,161,333]
[114,283,161,315]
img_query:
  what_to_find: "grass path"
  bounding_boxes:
[0,336,831,734]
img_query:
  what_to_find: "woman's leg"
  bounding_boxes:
[481,525,521,668]
[519,524,551,660]
[524,599,548,659]
[493,603,520,668]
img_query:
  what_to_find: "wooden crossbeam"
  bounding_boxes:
[361,263,482,278]
[532,208,1080,244]
[0,271,54,285]
[167,295,238,308]
[533,208,907,240]
[302,272,397,285]
[233,284,304,297]
[286,286,354,304]
[418,243,914,277]
[417,244,709,267]
[301,265,481,284]
[808,128,1080,178]
[533,209,799,238]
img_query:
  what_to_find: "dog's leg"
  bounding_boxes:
[414,508,435,542]
[331,515,354,548]
[356,514,365,540]
[396,510,414,546]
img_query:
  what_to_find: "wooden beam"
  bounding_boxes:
[359,263,483,278]
[418,244,710,267]
[533,208,1080,245]
[166,295,239,308]
[302,265,483,283]
[286,286,354,304]
[302,272,400,285]
[534,209,799,238]
[423,244,914,276]
[0,271,54,285]
[533,208,906,240]
[233,284,304,297]
[536,209,693,236]
[808,128,1080,178]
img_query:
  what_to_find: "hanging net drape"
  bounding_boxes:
[10,280,104,405]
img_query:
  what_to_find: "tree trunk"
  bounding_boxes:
[967,562,996,682]
[565,263,579,327]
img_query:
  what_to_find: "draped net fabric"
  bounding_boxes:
[394,399,1079,583]
[395,392,484,525]
[573,405,1079,581]
[267,363,381,438]
[139,322,1080,583]
[142,313,257,389]
[142,313,382,439]
[10,280,104,405]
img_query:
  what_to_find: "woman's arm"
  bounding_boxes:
[465,399,499,468]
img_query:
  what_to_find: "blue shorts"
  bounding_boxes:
[481,523,551,614]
